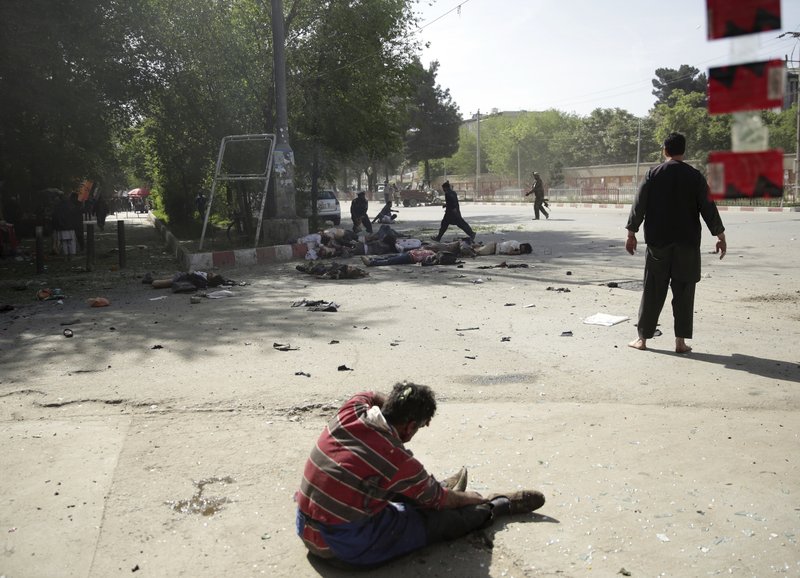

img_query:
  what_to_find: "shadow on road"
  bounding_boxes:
[651,350,800,383]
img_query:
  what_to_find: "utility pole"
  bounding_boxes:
[262,0,307,243]
[635,119,642,186]
[475,109,481,197]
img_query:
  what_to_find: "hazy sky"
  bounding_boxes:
[414,0,800,118]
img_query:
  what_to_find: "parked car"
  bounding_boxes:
[298,189,341,225]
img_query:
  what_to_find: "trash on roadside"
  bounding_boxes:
[455,327,480,331]
[206,290,235,299]
[547,286,571,293]
[274,343,299,351]
[291,299,339,312]
[151,344,163,349]
[504,303,516,306]
[501,336,511,342]
[63,329,74,338]
[37,288,66,301]
[583,313,630,327]
[295,371,311,377]
[472,278,484,284]
[560,331,573,337]
[190,295,202,304]
[296,261,368,280]
[87,297,110,307]
[149,295,168,301]
[337,364,353,371]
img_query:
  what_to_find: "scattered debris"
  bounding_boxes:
[296,261,368,280]
[524,304,536,308]
[456,327,480,331]
[337,365,353,371]
[504,303,516,306]
[329,340,339,345]
[151,344,163,349]
[206,290,235,299]
[87,297,110,307]
[292,299,339,312]
[546,286,571,293]
[560,331,573,337]
[583,313,630,327]
[295,372,311,377]
[63,329,73,338]
[501,336,511,342]
[607,282,619,288]
[149,295,167,301]
[273,343,299,351]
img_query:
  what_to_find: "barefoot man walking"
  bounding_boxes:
[625,132,727,353]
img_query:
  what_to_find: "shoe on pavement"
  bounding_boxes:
[440,466,468,492]
[360,255,371,266]
[488,490,545,516]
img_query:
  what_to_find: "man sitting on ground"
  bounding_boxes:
[295,382,545,568]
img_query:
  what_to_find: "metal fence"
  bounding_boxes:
[470,185,797,206]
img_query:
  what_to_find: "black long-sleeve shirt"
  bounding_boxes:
[626,159,725,248]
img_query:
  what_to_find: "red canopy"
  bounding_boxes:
[127,188,151,198]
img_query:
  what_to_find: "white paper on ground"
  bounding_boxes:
[583,313,629,326]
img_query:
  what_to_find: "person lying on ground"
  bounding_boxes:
[474,240,533,256]
[360,248,460,266]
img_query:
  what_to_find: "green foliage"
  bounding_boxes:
[652,65,707,107]
[0,0,150,197]
[651,90,731,159]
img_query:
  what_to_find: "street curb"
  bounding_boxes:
[469,201,798,212]
[151,215,308,271]
[151,202,797,270]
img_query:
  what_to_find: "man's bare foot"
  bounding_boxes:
[675,339,692,354]
[628,338,647,350]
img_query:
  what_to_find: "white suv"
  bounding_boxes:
[310,190,341,225]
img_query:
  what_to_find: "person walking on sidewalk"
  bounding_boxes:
[434,181,475,241]
[525,171,549,220]
[625,132,727,354]
[295,382,545,568]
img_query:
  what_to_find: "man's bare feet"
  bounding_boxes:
[628,338,647,350]
[675,339,692,354]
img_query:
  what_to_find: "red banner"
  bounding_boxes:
[706,0,780,40]
[707,150,783,200]
[708,59,784,114]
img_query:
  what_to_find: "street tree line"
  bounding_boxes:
[440,65,796,187]
[1,2,796,229]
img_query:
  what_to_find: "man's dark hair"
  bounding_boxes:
[663,132,686,157]
[520,242,532,254]
[442,181,451,190]
[382,382,436,425]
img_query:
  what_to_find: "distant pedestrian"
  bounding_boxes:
[52,194,77,260]
[525,172,548,220]
[625,132,727,354]
[95,196,109,231]
[434,181,475,242]
[195,191,207,220]
[351,191,372,233]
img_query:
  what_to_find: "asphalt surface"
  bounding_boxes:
[1,203,798,578]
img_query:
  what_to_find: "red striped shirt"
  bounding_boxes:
[295,392,446,555]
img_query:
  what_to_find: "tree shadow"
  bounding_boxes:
[303,513,560,577]
[650,350,800,383]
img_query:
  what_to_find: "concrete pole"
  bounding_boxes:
[270,0,297,219]
[475,109,480,197]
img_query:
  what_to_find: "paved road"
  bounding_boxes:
[1,205,798,578]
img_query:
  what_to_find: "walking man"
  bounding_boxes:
[434,181,475,241]
[525,171,549,220]
[625,132,727,353]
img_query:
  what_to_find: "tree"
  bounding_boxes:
[0,0,150,205]
[403,60,461,187]
[652,65,707,108]
[651,90,731,160]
